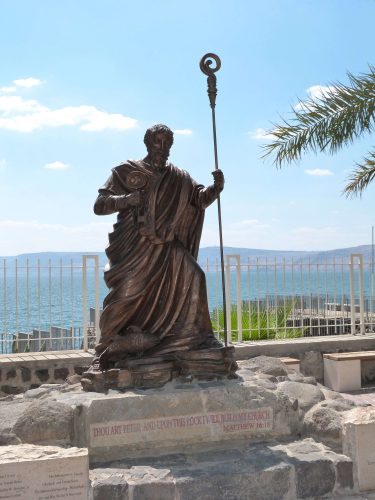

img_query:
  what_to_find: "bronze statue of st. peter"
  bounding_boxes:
[85,124,236,388]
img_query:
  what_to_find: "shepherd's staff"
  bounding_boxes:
[200,53,228,347]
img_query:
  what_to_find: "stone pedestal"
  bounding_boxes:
[69,375,299,464]
[0,444,88,500]
[342,407,375,492]
[90,438,353,500]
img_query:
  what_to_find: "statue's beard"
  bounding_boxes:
[150,151,169,169]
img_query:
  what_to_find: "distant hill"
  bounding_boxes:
[1,245,374,265]
[0,252,107,266]
[198,245,375,264]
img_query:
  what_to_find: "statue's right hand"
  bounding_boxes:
[125,191,141,207]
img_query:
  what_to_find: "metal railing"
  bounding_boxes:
[0,255,101,354]
[0,253,374,353]
[203,253,374,344]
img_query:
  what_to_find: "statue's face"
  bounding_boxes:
[148,131,171,168]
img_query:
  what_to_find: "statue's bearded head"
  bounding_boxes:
[144,124,174,169]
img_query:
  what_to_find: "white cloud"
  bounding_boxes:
[0,219,113,255]
[295,85,335,111]
[249,128,275,141]
[305,169,333,176]
[0,95,44,114]
[306,85,335,100]
[0,159,6,172]
[44,161,70,170]
[13,77,42,88]
[0,94,138,133]
[0,86,16,93]
[174,129,193,135]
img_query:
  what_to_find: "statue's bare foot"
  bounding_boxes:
[198,334,224,349]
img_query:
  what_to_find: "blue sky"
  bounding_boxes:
[1,0,375,255]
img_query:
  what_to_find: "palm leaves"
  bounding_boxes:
[344,152,375,197]
[263,66,375,197]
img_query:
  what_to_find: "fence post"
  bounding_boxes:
[235,255,242,342]
[82,255,101,351]
[225,255,242,342]
[3,259,6,354]
[225,256,231,344]
[358,254,365,335]
[82,256,88,351]
[94,255,101,343]
[349,254,365,335]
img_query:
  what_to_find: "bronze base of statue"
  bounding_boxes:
[81,346,238,392]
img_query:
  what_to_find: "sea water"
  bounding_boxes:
[0,266,374,335]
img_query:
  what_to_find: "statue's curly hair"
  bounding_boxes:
[144,124,174,149]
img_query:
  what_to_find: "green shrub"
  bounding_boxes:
[211,301,305,341]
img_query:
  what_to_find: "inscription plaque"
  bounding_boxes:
[90,407,273,447]
[0,445,88,500]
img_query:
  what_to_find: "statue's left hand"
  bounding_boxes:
[212,169,224,192]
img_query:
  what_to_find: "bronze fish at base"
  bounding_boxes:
[98,326,159,370]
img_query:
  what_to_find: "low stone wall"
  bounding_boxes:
[0,351,94,395]
[235,334,375,382]
[1,334,375,393]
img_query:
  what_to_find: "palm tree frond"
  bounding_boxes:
[344,150,375,197]
[262,66,375,167]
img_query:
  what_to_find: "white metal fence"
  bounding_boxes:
[206,253,375,344]
[0,255,101,354]
[0,253,374,353]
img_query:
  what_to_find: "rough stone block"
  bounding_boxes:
[271,438,352,498]
[0,444,88,500]
[174,463,291,500]
[91,445,293,500]
[91,470,129,500]
[238,356,289,377]
[24,387,52,399]
[90,437,356,499]
[13,399,74,445]
[294,457,335,498]
[300,351,323,382]
[277,380,324,412]
[302,399,355,442]
[132,480,175,500]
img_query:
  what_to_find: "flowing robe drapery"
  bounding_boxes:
[94,160,219,357]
